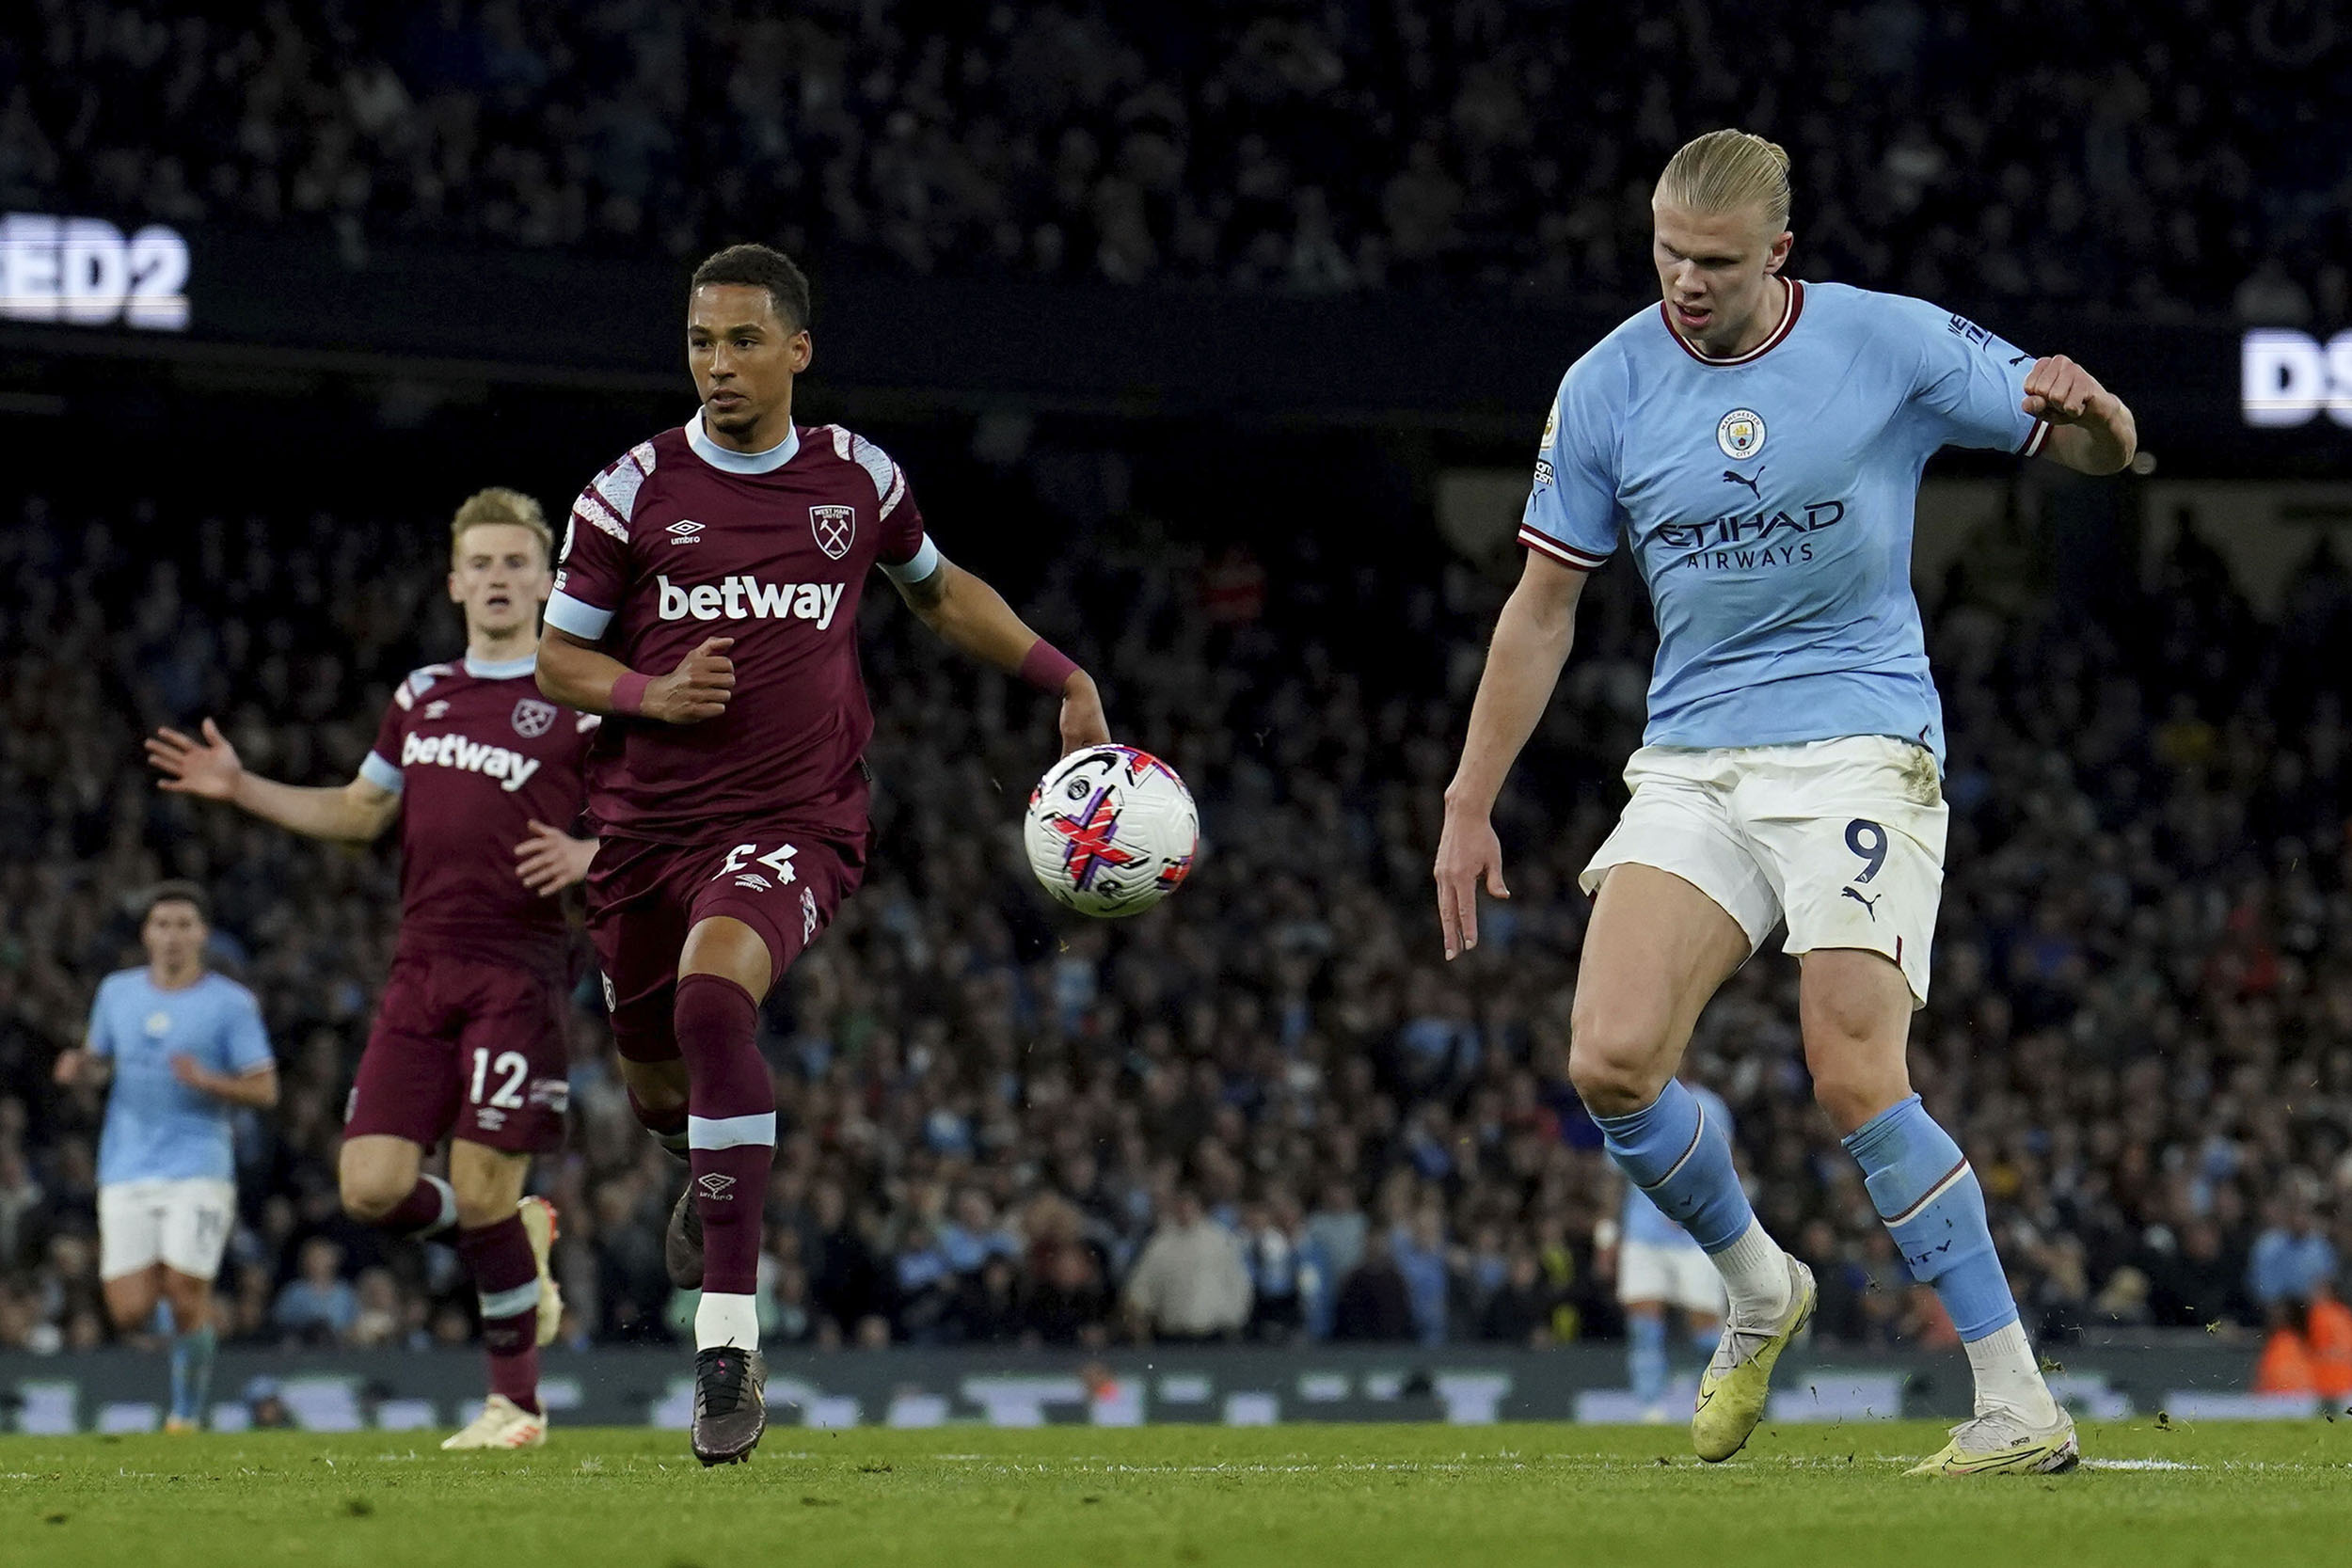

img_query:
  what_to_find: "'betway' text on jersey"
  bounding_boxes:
[655,574,845,627]
[396,730,546,791]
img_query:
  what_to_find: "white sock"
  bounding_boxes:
[1965,1321,2058,1425]
[1711,1218,1792,1323]
[694,1291,759,1352]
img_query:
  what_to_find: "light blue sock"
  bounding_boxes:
[1628,1313,1668,1404]
[1842,1094,2018,1340]
[169,1325,216,1424]
[1593,1081,1756,1252]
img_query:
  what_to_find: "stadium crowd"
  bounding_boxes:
[1,457,2349,1367]
[3,0,2345,319]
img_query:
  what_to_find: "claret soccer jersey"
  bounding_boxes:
[546,414,940,845]
[360,652,597,976]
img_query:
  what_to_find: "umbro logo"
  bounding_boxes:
[667,519,705,546]
[734,872,773,892]
[1841,887,1883,920]
[698,1174,737,1199]
[423,700,451,720]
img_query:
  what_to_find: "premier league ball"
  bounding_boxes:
[1023,744,1198,917]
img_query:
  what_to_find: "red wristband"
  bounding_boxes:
[1016,638,1081,694]
[610,671,652,715]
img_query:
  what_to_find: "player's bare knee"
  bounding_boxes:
[1804,1048,1909,1134]
[1567,1014,1674,1116]
[338,1170,405,1224]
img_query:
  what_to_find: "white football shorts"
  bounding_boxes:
[98,1177,237,1282]
[1580,735,1948,1006]
[1617,1239,1728,1316]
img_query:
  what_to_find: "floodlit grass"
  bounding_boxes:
[4,1419,2347,1567]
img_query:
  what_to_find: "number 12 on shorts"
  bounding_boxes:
[470,1048,528,1109]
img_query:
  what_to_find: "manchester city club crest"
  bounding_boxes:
[810,503,856,561]
[1717,408,1767,460]
[511,698,558,737]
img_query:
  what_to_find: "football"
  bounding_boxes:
[1022,744,1199,916]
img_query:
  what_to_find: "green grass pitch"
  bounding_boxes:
[5,1420,2347,1567]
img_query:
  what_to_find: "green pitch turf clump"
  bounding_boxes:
[3,1420,2347,1568]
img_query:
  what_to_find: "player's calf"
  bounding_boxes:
[455,1211,548,1420]
[1844,1094,2061,1433]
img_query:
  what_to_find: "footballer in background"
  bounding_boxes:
[146,489,598,1449]
[54,881,278,1433]
[534,243,1108,1465]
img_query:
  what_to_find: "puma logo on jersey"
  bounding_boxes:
[1840,886,1882,920]
[397,731,544,791]
[1720,468,1763,499]
[657,574,844,628]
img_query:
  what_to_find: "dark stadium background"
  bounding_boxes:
[1,1,2348,1429]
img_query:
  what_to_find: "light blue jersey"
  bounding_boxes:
[86,969,274,1185]
[1519,280,2048,765]
[1622,1085,1735,1248]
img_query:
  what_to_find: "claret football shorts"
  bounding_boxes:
[344,956,573,1154]
[1580,735,1947,1006]
[587,828,866,1064]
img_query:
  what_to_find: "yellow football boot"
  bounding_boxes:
[1692,1256,1816,1462]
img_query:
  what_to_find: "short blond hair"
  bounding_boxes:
[1655,129,1792,231]
[450,487,554,564]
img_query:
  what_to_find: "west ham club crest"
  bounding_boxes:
[810,504,856,561]
[511,698,558,737]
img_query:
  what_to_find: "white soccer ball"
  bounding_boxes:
[1022,744,1199,917]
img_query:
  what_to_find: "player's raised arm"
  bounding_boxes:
[146,717,400,844]
[2023,355,2137,475]
[889,556,1109,755]
[1433,552,1589,960]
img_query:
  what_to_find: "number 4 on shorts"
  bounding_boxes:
[714,842,799,884]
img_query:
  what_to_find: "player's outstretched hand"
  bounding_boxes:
[146,718,244,800]
[515,821,598,895]
[1057,671,1111,756]
[646,637,736,723]
[2022,355,2109,424]
[1432,807,1510,961]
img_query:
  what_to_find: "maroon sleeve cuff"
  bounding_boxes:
[1017,638,1081,694]
[610,670,652,715]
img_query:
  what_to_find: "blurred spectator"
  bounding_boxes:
[2145,1217,2257,1331]
[347,1266,404,1348]
[1240,1196,1304,1341]
[272,1237,358,1344]
[1330,1229,1415,1343]
[1123,1189,1249,1342]
[1477,1248,1560,1346]
[2249,1194,2339,1307]
[2252,1288,2352,1400]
